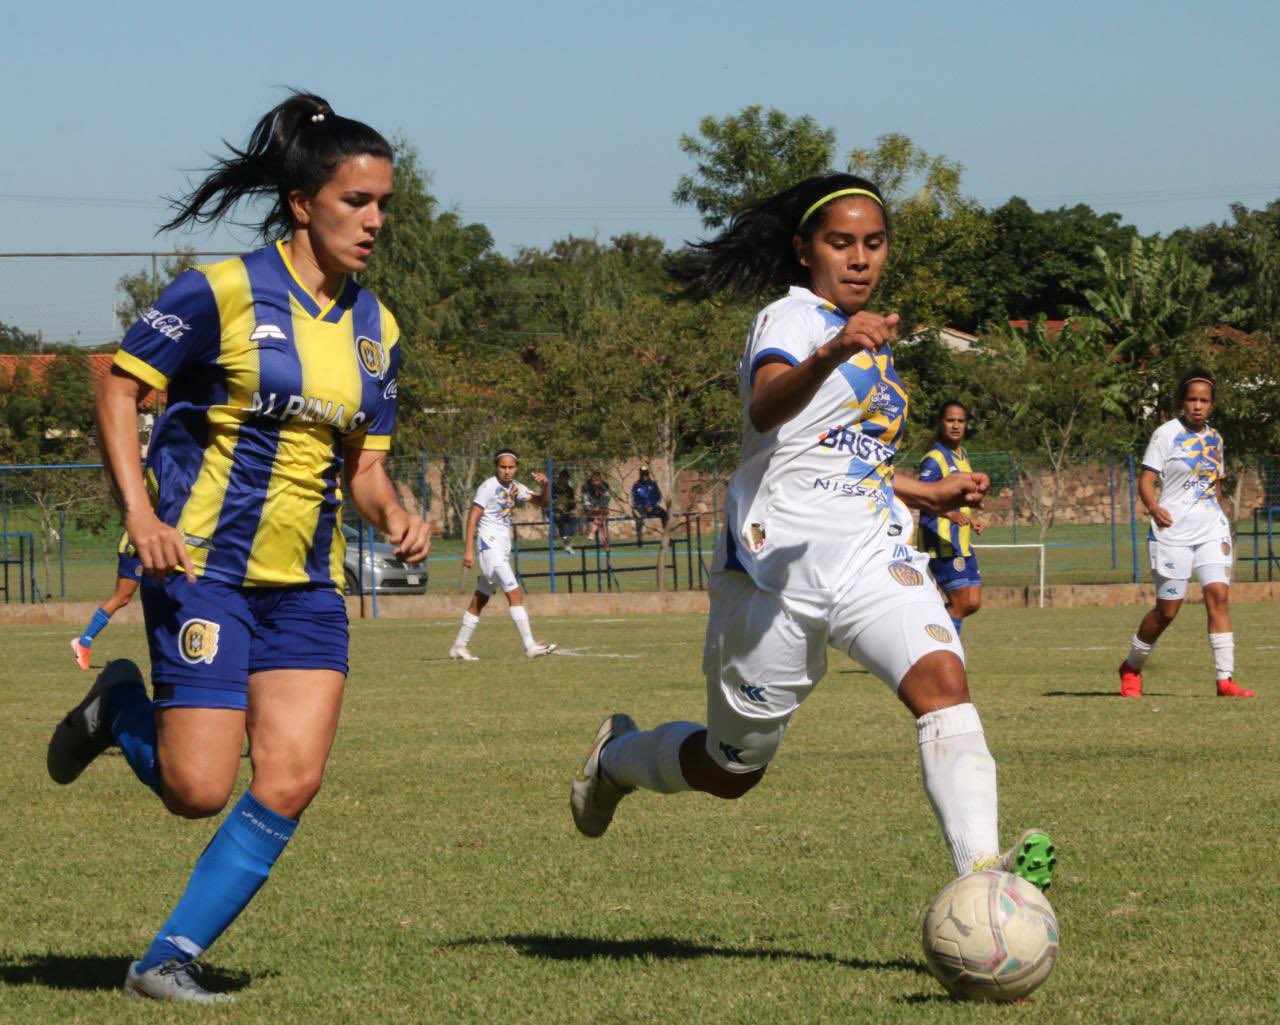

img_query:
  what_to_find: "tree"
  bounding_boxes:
[0,353,111,593]
[953,198,1138,327]
[673,106,836,230]
[537,291,746,587]
[846,133,991,333]
[115,248,200,333]
[1173,199,1280,333]
[961,318,1119,541]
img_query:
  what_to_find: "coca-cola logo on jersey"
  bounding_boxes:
[139,306,192,342]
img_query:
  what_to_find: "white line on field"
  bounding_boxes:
[553,647,640,659]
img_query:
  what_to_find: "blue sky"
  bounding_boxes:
[3,0,1278,343]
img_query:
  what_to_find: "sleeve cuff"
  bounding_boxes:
[112,350,170,391]
[345,432,392,452]
[749,348,801,384]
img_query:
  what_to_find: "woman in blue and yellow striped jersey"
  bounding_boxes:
[47,91,429,1004]
[917,400,985,636]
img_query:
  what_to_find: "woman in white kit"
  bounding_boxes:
[450,450,557,660]
[1118,369,1253,698]
[570,174,1056,890]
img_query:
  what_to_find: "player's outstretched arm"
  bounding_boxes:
[96,367,195,582]
[343,447,430,564]
[749,311,900,433]
[896,471,989,515]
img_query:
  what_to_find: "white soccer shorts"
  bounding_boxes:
[702,543,964,774]
[476,547,521,596]
[1149,537,1233,601]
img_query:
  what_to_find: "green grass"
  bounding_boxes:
[2,604,1277,1022]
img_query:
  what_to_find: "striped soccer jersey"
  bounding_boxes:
[113,242,400,588]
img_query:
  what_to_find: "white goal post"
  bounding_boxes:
[972,543,1046,608]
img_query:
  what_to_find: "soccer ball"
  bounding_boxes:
[921,870,1059,1001]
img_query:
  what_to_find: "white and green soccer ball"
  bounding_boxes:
[921,869,1059,1002]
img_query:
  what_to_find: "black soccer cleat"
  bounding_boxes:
[47,659,146,785]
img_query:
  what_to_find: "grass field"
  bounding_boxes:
[1,605,1277,1023]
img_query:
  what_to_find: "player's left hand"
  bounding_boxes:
[971,518,986,535]
[531,471,548,485]
[932,473,989,513]
[386,512,431,564]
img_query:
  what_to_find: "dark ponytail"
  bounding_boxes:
[673,173,889,301]
[160,90,393,240]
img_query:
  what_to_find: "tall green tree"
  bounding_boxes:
[846,133,991,332]
[1173,199,1280,333]
[673,106,836,230]
[115,248,200,333]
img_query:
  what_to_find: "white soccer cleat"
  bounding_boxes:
[571,713,637,837]
[525,642,557,659]
[123,960,234,1004]
[449,644,479,662]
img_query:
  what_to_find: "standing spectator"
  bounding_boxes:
[630,466,669,543]
[553,468,577,554]
[581,471,611,550]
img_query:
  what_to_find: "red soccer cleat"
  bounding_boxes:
[1216,677,1255,698]
[70,638,91,671]
[1118,661,1143,698]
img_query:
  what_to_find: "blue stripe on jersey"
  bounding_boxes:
[203,249,301,582]
[352,289,386,412]
[304,449,343,585]
[323,278,359,324]
[148,407,209,529]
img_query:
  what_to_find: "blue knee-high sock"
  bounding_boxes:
[103,684,160,795]
[79,608,111,647]
[136,791,297,972]
[949,615,964,636]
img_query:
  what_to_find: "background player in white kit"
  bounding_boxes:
[451,450,557,660]
[571,174,1055,891]
[1118,369,1253,698]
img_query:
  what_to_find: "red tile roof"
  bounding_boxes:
[0,353,162,410]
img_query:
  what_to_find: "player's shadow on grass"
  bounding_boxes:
[445,933,928,975]
[0,953,258,994]
[1041,689,1176,697]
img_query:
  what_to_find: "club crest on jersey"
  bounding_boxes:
[357,336,387,379]
[179,619,220,665]
[888,562,923,587]
[925,624,954,644]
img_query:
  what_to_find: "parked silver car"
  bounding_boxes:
[342,524,428,595]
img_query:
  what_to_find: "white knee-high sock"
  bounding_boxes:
[1126,634,1154,670]
[455,611,479,647]
[1209,632,1234,680]
[509,605,535,649]
[599,721,700,794]
[917,703,999,875]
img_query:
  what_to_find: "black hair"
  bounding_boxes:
[494,449,519,464]
[673,174,889,301]
[1177,367,1215,402]
[936,398,969,421]
[160,90,393,241]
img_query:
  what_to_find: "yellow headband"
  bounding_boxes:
[798,187,884,229]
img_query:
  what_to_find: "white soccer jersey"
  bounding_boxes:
[472,476,533,556]
[1141,418,1229,547]
[715,286,910,602]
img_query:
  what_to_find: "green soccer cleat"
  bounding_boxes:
[994,828,1056,891]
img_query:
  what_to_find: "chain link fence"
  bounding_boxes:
[5,452,1277,605]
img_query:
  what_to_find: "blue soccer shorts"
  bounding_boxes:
[140,575,349,710]
[117,551,144,581]
[928,553,982,592]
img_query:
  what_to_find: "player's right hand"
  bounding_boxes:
[1152,506,1174,528]
[462,550,475,569]
[932,473,988,513]
[125,508,195,583]
[816,311,900,364]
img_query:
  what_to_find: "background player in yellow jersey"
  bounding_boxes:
[47,92,429,1003]
[69,530,143,670]
[916,400,985,636]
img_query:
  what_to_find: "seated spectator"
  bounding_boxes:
[630,466,669,543]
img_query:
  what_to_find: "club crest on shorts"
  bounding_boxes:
[179,618,221,665]
[925,624,954,644]
[952,556,966,572]
[357,335,387,379]
[888,561,923,586]
[1221,541,1231,556]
